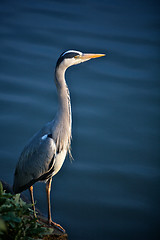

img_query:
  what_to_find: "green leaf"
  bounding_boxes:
[13,194,20,204]
[2,212,21,223]
[0,182,3,195]
[0,218,6,232]
[0,204,15,214]
[9,221,16,228]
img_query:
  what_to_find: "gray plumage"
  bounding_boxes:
[13,50,105,227]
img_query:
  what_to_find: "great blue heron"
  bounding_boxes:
[13,50,105,231]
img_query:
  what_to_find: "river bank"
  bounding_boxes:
[0,180,68,240]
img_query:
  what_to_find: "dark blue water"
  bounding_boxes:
[0,0,160,239]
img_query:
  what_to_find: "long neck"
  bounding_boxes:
[55,66,72,131]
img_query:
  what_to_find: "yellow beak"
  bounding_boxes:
[77,53,105,60]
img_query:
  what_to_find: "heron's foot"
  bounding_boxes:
[49,220,66,233]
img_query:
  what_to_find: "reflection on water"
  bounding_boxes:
[0,1,159,239]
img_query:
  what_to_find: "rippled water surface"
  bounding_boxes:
[0,1,160,239]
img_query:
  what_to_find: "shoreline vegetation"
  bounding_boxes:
[0,180,68,240]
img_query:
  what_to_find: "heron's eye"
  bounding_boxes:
[74,55,80,59]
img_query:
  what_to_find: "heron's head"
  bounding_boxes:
[56,50,105,70]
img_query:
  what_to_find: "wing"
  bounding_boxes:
[13,132,56,193]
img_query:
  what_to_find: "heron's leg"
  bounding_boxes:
[46,178,65,232]
[29,186,37,219]
[46,178,52,225]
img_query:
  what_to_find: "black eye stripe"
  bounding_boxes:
[56,52,79,68]
[64,52,79,58]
